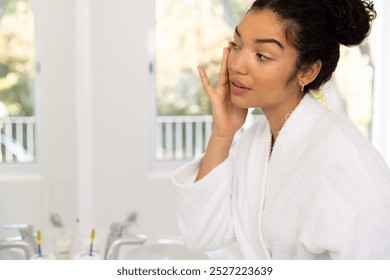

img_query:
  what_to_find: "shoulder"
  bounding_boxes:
[315,107,376,157]
[313,106,390,199]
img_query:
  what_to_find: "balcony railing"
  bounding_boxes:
[155,114,258,161]
[156,115,213,161]
[0,117,36,163]
[1,115,256,164]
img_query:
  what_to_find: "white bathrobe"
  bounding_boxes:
[172,94,390,260]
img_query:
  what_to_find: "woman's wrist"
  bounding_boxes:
[195,131,234,181]
[210,128,237,142]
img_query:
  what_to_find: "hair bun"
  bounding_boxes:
[321,0,376,46]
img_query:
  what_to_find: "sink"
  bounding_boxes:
[0,248,26,260]
[0,235,239,260]
[122,240,209,260]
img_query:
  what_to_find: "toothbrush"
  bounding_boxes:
[36,230,42,257]
[89,228,95,256]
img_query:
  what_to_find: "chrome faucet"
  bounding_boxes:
[0,224,38,259]
[104,222,147,260]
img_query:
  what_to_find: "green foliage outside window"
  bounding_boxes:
[155,0,252,116]
[0,0,34,117]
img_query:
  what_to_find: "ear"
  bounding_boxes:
[297,59,322,88]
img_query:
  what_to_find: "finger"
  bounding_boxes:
[197,65,213,95]
[227,41,233,51]
[217,47,230,88]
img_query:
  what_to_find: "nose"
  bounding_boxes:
[228,49,249,76]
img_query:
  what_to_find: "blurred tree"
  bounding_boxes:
[155,0,250,116]
[0,0,34,117]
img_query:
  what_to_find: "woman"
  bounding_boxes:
[172,0,390,259]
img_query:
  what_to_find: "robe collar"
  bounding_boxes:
[268,93,324,163]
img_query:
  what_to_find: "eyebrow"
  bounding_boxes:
[234,26,284,49]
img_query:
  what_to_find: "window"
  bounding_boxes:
[371,0,390,165]
[151,0,252,169]
[151,0,379,169]
[0,0,36,164]
[334,42,375,138]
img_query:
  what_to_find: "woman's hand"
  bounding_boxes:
[198,46,248,140]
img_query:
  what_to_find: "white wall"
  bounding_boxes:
[0,0,79,237]
[83,0,178,239]
[0,0,179,242]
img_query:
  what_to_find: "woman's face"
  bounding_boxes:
[228,10,302,111]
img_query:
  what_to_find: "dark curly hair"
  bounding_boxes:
[248,0,376,92]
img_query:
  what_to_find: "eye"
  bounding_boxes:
[256,53,271,61]
[229,41,241,50]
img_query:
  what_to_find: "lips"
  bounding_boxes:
[230,78,250,94]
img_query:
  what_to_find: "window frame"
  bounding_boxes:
[148,0,188,171]
[148,0,390,171]
[372,0,390,166]
[0,0,42,174]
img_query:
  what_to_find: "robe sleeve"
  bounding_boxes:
[318,129,390,260]
[337,187,390,259]
[172,154,235,251]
